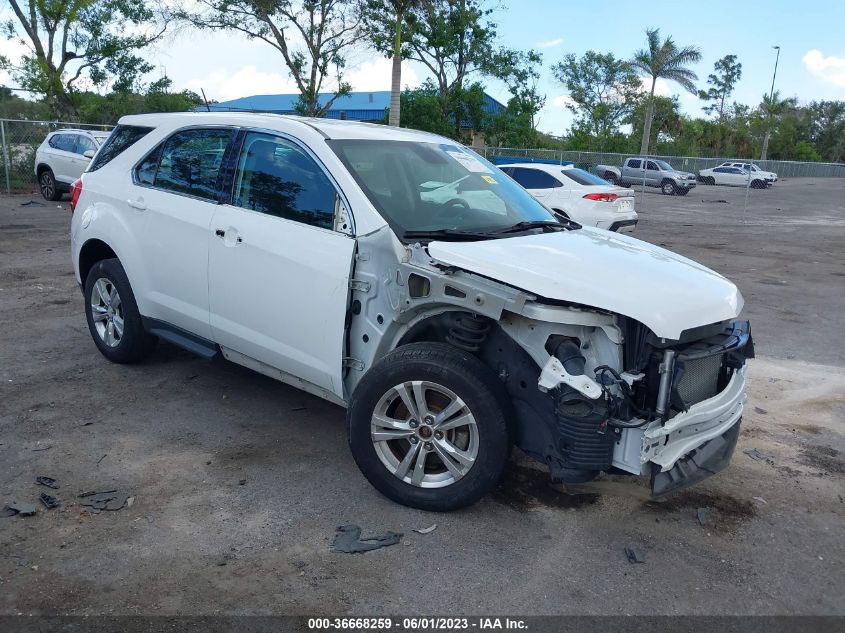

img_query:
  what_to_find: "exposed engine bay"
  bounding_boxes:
[344,227,754,496]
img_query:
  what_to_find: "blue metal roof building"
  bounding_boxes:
[205,90,507,128]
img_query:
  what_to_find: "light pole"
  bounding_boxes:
[760,45,780,161]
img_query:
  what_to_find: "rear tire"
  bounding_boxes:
[603,173,618,185]
[84,258,157,364]
[348,343,511,511]
[661,180,676,195]
[39,168,62,201]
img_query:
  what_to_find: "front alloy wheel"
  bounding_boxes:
[348,342,511,511]
[371,381,479,488]
[661,181,676,195]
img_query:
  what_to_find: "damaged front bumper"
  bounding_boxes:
[645,366,746,496]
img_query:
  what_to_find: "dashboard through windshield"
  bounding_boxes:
[327,139,558,239]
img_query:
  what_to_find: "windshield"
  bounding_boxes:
[328,140,556,238]
[655,160,674,171]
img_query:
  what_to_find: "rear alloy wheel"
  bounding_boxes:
[661,180,676,195]
[39,169,62,201]
[84,258,157,364]
[348,342,511,511]
[604,173,618,185]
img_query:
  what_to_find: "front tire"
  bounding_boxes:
[39,169,62,201]
[661,180,676,195]
[84,258,157,364]
[348,343,511,511]
[677,188,690,196]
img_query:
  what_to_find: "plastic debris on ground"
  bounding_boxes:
[39,493,60,509]
[332,524,403,554]
[624,547,646,564]
[78,490,130,512]
[2,501,37,517]
[743,448,773,462]
[35,476,60,489]
[413,524,437,534]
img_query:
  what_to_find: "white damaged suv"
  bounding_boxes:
[70,113,754,511]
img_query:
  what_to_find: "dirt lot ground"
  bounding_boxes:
[1,178,843,616]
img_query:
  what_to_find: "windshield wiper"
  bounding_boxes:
[491,219,579,235]
[402,229,496,241]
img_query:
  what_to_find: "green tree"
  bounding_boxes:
[401,0,523,138]
[1,0,166,121]
[698,54,742,122]
[805,100,845,162]
[551,50,641,149]
[178,0,361,117]
[630,28,701,155]
[362,0,428,127]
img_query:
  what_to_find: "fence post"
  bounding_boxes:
[1,120,10,196]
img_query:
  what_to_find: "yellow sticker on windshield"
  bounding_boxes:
[481,175,497,184]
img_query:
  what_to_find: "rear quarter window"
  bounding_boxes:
[89,125,153,172]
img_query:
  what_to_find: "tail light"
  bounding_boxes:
[69,179,82,213]
[583,192,618,202]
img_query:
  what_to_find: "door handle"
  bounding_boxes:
[127,199,146,210]
[215,229,225,238]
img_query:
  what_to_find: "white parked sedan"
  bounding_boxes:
[499,163,637,233]
[698,166,769,188]
[717,161,777,183]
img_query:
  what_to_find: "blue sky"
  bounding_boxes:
[487,0,845,134]
[2,0,844,133]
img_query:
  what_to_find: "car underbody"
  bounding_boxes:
[345,226,754,496]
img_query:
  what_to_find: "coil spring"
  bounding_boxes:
[446,313,490,352]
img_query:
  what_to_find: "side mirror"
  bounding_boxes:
[83,149,96,159]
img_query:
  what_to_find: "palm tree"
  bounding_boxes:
[631,29,702,155]
[384,0,426,127]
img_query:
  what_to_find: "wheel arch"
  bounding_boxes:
[78,238,118,286]
[35,163,52,177]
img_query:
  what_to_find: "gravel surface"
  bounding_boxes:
[0,178,843,615]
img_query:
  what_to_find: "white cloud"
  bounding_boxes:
[185,66,299,101]
[802,49,845,87]
[551,94,576,108]
[344,57,421,92]
[639,77,672,97]
[537,37,564,49]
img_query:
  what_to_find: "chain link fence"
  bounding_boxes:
[0,119,114,195]
[471,147,845,179]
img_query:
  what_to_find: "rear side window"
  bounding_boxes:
[509,167,561,189]
[89,125,152,172]
[231,132,336,229]
[560,168,609,186]
[148,128,233,201]
[627,159,641,169]
[50,134,78,153]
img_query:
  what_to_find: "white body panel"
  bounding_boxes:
[428,227,743,340]
[208,204,354,397]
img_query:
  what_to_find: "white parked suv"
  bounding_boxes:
[70,112,754,511]
[34,129,110,200]
[499,163,637,233]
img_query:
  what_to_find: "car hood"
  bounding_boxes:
[427,227,743,339]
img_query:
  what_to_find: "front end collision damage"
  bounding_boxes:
[344,227,753,496]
